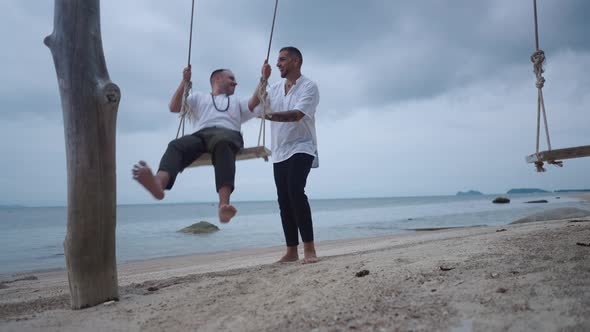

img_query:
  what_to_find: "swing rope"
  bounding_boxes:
[530,0,562,172]
[176,0,196,139]
[256,0,279,149]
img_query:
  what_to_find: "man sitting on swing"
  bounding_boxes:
[133,66,260,223]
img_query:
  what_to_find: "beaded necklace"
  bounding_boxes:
[211,94,230,112]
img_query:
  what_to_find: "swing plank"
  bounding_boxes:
[526,145,590,163]
[188,146,271,168]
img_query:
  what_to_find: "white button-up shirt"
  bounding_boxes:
[267,75,320,167]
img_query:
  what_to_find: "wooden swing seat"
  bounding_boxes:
[188,146,271,168]
[526,145,590,164]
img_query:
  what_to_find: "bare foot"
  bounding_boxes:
[302,242,319,264]
[301,255,319,264]
[278,253,299,263]
[277,246,299,263]
[219,204,237,223]
[132,161,164,200]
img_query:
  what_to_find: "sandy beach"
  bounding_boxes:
[1,209,589,331]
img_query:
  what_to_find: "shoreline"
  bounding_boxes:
[1,228,463,285]
[2,216,589,331]
[0,222,523,283]
[2,194,589,279]
[0,228,419,279]
[2,193,588,278]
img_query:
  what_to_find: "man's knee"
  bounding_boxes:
[287,187,307,203]
[213,141,238,163]
[277,193,291,206]
[214,140,238,154]
[167,138,189,153]
[167,139,180,151]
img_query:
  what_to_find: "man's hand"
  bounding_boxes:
[170,65,192,113]
[261,60,271,80]
[183,65,192,82]
[249,61,271,112]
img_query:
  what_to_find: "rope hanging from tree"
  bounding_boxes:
[176,0,196,139]
[256,0,279,149]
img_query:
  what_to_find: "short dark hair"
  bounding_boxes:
[210,69,228,86]
[280,46,303,66]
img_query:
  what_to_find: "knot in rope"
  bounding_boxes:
[533,159,563,172]
[255,77,271,147]
[256,77,270,115]
[535,76,545,89]
[531,50,546,88]
[176,80,194,138]
[530,50,545,69]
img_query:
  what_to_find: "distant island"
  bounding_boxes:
[456,190,483,196]
[554,189,590,193]
[0,204,25,209]
[506,188,549,194]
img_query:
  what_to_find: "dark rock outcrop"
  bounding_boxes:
[179,221,219,234]
[493,197,510,204]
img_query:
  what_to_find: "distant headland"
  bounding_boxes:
[507,188,590,194]
[554,189,590,193]
[455,188,590,196]
[456,190,483,196]
[506,188,549,194]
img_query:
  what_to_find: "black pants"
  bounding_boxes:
[158,127,243,192]
[273,153,314,247]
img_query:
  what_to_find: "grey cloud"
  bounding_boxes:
[1,0,589,206]
[250,1,590,112]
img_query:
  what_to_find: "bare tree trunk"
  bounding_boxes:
[44,0,120,309]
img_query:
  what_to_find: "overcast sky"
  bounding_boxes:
[1,0,589,207]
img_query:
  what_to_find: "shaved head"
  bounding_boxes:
[210,69,230,86]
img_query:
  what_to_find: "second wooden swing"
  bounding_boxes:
[525,0,590,171]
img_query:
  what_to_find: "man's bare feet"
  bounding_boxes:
[301,255,319,264]
[219,204,237,223]
[278,253,299,263]
[302,242,319,264]
[132,161,165,200]
[277,246,299,263]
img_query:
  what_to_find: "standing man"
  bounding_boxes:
[251,47,320,264]
[133,66,260,223]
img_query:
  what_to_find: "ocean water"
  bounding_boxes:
[0,194,588,276]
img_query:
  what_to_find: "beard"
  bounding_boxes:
[222,85,235,96]
[280,68,287,78]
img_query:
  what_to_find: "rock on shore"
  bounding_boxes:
[179,221,219,234]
